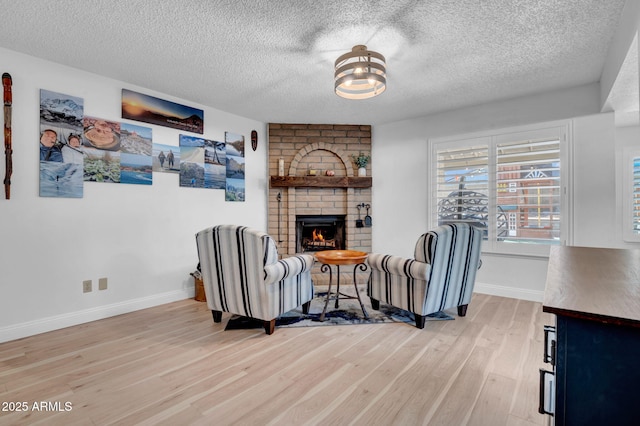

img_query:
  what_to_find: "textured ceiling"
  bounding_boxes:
[0,0,629,125]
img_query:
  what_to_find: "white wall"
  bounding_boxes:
[0,48,267,342]
[571,113,617,247]
[372,84,620,302]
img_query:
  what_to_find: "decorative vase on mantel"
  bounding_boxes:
[352,152,370,178]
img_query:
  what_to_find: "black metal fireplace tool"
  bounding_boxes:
[364,204,372,227]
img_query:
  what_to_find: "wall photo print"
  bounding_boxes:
[225,131,245,202]
[82,117,121,183]
[39,89,84,198]
[153,143,180,173]
[120,123,152,185]
[204,139,227,189]
[179,135,226,189]
[80,118,154,185]
[179,135,204,188]
[122,89,204,134]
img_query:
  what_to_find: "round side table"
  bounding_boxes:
[315,250,369,321]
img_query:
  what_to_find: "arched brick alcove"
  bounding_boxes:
[288,141,355,177]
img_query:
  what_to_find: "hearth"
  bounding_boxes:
[296,215,346,253]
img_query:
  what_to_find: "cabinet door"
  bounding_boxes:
[555,315,640,425]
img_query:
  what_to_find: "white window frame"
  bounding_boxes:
[622,146,640,242]
[429,120,572,257]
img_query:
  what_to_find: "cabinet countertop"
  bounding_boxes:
[543,246,640,327]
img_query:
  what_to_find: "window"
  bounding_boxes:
[623,148,640,242]
[430,123,570,256]
[633,157,640,234]
[433,138,491,235]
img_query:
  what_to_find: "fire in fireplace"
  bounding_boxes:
[296,215,346,253]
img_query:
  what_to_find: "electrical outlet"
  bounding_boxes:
[83,280,92,293]
[98,277,108,291]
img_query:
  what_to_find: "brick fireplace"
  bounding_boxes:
[267,124,372,257]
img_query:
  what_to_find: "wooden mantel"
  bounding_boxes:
[270,176,372,188]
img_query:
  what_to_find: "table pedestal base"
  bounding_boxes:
[319,262,369,321]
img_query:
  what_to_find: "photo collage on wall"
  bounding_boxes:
[39,88,246,201]
[39,89,154,198]
[39,89,85,198]
[178,135,226,189]
[81,117,152,185]
[225,132,245,202]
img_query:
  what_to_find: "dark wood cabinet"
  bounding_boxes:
[542,246,640,426]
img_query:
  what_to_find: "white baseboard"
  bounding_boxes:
[0,289,192,344]
[0,283,541,343]
[474,282,544,303]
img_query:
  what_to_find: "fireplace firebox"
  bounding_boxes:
[296,215,346,253]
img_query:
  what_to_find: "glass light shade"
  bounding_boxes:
[334,45,386,100]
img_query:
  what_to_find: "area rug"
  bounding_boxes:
[224,291,454,330]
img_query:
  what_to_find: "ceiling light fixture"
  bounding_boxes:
[334,45,386,100]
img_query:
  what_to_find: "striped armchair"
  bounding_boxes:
[195,225,315,334]
[367,223,482,329]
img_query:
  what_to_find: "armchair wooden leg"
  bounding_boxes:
[370,298,380,310]
[212,310,222,323]
[264,319,276,335]
[302,301,311,315]
[414,313,426,329]
[457,304,468,317]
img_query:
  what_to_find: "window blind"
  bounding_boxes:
[496,138,561,244]
[633,156,640,234]
[435,143,489,236]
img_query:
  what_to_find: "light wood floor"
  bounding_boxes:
[0,292,553,425]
